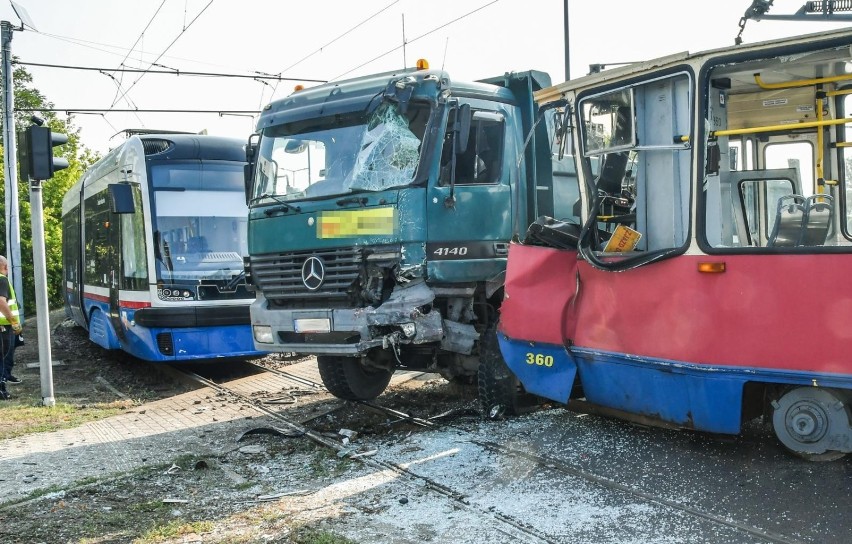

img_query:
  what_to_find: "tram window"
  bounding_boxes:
[739,178,796,247]
[83,191,113,288]
[764,142,812,197]
[545,106,580,222]
[841,95,852,236]
[62,211,80,284]
[580,74,691,255]
[120,184,148,290]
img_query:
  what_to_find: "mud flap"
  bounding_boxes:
[497,333,577,404]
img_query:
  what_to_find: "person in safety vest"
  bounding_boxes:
[0,255,22,400]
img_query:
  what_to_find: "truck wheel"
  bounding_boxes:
[317,355,393,401]
[477,326,531,419]
[771,387,850,462]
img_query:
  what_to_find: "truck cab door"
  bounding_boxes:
[426,108,513,281]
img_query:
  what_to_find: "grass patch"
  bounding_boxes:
[292,527,356,544]
[0,400,133,439]
[133,520,214,543]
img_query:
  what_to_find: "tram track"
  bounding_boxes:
[176,364,559,544]
[180,361,808,544]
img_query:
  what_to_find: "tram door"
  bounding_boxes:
[82,187,124,342]
[62,211,86,326]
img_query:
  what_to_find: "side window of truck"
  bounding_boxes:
[440,109,505,185]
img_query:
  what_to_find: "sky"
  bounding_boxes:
[1,0,851,155]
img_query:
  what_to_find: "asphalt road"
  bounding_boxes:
[352,406,852,544]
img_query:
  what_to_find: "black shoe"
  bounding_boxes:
[0,385,8,400]
[5,375,21,385]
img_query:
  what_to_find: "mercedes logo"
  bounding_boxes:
[301,256,325,291]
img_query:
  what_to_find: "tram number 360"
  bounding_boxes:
[526,353,554,367]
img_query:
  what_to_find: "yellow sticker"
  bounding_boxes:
[318,207,397,239]
[603,224,642,252]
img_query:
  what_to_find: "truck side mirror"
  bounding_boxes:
[245,134,260,204]
[108,183,136,214]
[454,103,471,154]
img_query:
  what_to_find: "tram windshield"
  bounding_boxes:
[151,162,248,285]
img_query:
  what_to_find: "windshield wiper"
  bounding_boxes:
[254,193,301,214]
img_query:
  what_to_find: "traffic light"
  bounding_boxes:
[24,125,69,180]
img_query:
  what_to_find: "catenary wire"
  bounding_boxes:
[13,61,326,82]
[30,31,276,76]
[110,0,168,106]
[269,0,401,99]
[331,0,500,81]
[110,0,214,108]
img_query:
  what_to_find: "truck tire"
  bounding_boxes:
[477,326,529,418]
[317,355,393,401]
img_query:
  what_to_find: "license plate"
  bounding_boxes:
[294,318,331,333]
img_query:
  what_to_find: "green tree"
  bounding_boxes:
[0,62,99,312]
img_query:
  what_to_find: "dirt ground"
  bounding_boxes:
[0,310,482,544]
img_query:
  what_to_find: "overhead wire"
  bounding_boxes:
[110,0,167,107]
[31,31,270,75]
[331,0,500,81]
[110,0,215,108]
[269,0,401,100]
[14,61,326,82]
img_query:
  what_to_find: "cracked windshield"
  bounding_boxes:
[254,101,428,201]
[152,162,249,284]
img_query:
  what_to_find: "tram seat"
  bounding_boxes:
[768,195,806,247]
[800,194,834,246]
[767,194,834,247]
[722,168,801,247]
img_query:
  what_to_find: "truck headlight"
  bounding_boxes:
[253,325,274,344]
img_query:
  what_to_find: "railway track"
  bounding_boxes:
[176,360,808,544]
[176,363,558,544]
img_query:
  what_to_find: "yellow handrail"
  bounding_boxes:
[710,116,852,137]
[754,73,852,90]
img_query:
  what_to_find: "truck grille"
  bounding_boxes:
[250,247,362,306]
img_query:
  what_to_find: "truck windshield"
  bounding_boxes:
[253,101,428,201]
[151,162,249,284]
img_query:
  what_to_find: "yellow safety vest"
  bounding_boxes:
[0,274,19,326]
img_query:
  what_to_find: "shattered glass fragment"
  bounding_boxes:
[347,102,421,192]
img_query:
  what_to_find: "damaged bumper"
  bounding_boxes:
[251,279,477,356]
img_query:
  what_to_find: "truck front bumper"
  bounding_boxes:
[251,280,451,355]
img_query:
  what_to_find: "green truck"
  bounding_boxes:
[243,63,575,400]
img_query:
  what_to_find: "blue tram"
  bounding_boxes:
[61,132,266,361]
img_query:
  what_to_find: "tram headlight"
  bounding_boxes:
[253,325,274,344]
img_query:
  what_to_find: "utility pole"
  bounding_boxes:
[563,0,570,80]
[29,174,54,406]
[6,3,53,407]
[2,20,24,318]
[21,121,66,407]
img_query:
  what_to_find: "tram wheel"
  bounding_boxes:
[317,355,393,401]
[477,326,536,419]
[771,387,851,462]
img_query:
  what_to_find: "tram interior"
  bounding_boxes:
[704,44,852,251]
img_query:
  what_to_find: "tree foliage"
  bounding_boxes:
[0,62,99,313]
